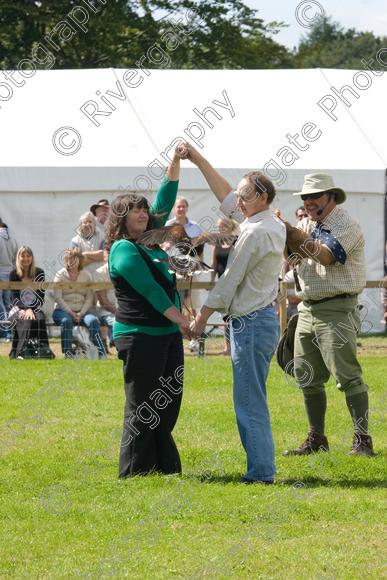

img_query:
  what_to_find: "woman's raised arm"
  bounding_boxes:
[165,146,182,182]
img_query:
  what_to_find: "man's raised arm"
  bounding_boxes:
[179,141,233,202]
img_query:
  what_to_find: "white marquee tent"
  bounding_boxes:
[0,68,385,331]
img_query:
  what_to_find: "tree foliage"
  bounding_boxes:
[0,4,385,71]
[293,16,387,69]
[0,0,289,69]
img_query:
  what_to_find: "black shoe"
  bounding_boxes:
[283,430,329,456]
[241,477,274,485]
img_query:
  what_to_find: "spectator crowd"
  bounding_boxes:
[0,200,117,359]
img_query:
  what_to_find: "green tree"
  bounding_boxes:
[294,16,386,69]
[0,0,291,70]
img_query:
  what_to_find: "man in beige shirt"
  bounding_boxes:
[184,143,286,484]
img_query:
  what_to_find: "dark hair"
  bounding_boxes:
[243,171,276,205]
[295,206,305,215]
[104,194,161,252]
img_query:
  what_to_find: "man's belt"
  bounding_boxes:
[303,293,357,306]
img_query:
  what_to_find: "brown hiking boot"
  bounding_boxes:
[283,431,329,456]
[349,432,375,456]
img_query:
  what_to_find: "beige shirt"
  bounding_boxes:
[54,268,94,315]
[205,208,286,316]
[95,263,117,317]
[296,205,366,300]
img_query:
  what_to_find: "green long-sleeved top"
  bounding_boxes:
[109,177,180,338]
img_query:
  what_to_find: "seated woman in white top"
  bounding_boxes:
[52,247,105,359]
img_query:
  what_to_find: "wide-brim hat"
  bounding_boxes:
[293,173,346,204]
[90,199,110,215]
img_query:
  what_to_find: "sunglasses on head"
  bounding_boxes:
[301,192,326,201]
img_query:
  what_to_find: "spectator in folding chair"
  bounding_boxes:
[8,246,54,359]
[52,247,106,359]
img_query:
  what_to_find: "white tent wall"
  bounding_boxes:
[0,68,385,332]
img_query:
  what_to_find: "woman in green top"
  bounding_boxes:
[105,146,191,478]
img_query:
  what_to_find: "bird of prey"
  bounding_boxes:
[137,224,237,252]
[137,224,238,275]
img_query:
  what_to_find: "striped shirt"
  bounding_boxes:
[296,205,366,300]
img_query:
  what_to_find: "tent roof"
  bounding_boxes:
[1,68,386,193]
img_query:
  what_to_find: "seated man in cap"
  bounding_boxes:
[281,173,374,456]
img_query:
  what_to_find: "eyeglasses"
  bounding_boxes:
[301,192,326,201]
[297,213,308,218]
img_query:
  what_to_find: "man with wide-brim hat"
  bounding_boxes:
[280,173,374,457]
[90,199,110,226]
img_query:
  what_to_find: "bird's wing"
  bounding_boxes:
[191,233,238,247]
[137,225,187,248]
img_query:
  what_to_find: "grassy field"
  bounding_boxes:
[0,337,386,579]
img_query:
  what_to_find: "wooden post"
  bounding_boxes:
[279,281,287,336]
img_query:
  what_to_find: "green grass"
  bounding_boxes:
[0,339,386,579]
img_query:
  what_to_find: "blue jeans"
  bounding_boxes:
[230,305,280,481]
[52,309,105,356]
[0,271,11,339]
[98,313,115,344]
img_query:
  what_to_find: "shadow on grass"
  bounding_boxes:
[191,473,243,485]
[278,476,386,489]
[202,474,386,489]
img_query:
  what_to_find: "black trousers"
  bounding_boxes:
[115,331,184,478]
[10,311,50,358]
